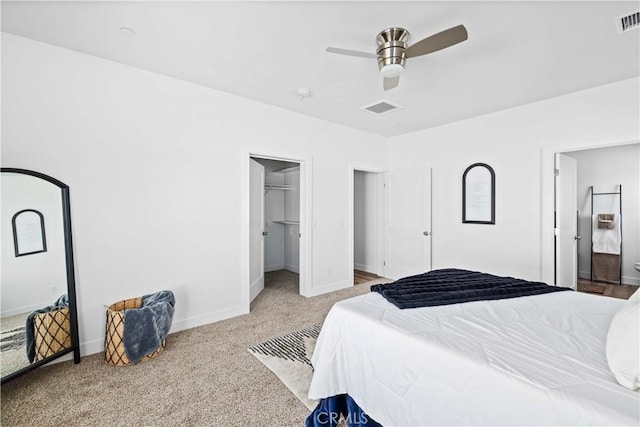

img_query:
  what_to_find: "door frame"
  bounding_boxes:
[540,134,638,285]
[241,150,313,311]
[348,165,385,285]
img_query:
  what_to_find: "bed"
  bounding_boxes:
[307,269,639,426]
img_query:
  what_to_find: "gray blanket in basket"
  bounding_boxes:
[25,294,69,362]
[123,290,175,364]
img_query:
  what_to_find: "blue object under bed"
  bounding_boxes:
[306,394,382,427]
[370,268,571,309]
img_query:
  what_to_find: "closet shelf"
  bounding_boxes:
[272,220,300,225]
[264,184,293,191]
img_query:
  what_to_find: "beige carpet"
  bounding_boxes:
[1,271,390,426]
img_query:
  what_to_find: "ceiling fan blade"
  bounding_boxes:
[326,47,377,59]
[383,76,400,91]
[405,24,468,58]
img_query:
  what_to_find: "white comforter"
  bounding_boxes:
[308,291,639,426]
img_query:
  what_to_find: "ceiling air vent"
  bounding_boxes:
[362,100,402,115]
[616,11,639,34]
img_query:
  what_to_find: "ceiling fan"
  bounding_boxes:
[326,25,468,91]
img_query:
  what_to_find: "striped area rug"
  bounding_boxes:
[0,325,26,353]
[248,324,322,410]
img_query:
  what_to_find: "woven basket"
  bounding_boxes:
[33,307,71,361]
[104,297,165,366]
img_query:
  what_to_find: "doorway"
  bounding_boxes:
[353,170,382,284]
[553,143,639,290]
[249,155,308,305]
[349,165,432,284]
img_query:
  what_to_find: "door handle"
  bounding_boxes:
[423,231,430,236]
[262,231,268,236]
[574,235,582,240]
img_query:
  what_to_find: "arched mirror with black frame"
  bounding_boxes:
[462,163,496,225]
[1,168,80,384]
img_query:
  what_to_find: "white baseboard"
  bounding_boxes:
[1,299,58,318]
[354,263,377,274]
[301,279,351,298]
[79,304,248,357]
[170,305,247,333]
[285,264,299,274]
[265,263,284,272]
[579,270,639,286]
[80,338,106,357]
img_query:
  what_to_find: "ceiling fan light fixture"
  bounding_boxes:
[380,63,404,78]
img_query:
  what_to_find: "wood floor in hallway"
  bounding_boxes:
[576,278,638,299]
[354,269,380,285]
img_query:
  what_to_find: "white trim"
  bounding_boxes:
[303,279,351,298]
[79,305,247,357]
[1,300,56,318]
[285,264,300,274]
[354,263,377,274]
[579,271,640,287]
[540,133,639,284]
[242,148,313,304]
[265,263,285,272]
[578,270,591,280]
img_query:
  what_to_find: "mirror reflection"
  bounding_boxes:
[1,170,75,379]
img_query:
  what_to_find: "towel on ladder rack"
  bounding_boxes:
[592,214,621,255]
[597,213,615,229]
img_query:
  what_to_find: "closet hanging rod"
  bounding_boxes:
[591,191,622,195]
[264,184,293,190]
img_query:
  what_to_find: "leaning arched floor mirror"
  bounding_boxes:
[1,168,80,384]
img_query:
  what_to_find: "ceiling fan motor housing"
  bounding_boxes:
[376,27,409,72]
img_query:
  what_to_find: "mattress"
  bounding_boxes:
[308,291,639,426]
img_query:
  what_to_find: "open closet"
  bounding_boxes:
[250,158,300,298]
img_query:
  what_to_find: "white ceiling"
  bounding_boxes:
[2,1,639,137]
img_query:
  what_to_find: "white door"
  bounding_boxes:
[384,167,432,280]
[555,153,578,289]
[249,159,265,301]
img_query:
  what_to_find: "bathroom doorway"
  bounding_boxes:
[554,143,639,290]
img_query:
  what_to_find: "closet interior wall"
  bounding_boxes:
[263,162,300,274]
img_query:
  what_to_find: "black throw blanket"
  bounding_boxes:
[371,268,571,309]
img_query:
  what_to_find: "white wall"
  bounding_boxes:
[388,77,639,284]
[565,144,639,285]
[1,34,388,356]
[354,171,379,273]
[1,173,68,316]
